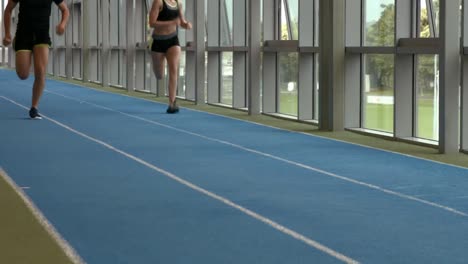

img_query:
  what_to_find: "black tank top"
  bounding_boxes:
[157,0,179,21]
[14,0,63,31]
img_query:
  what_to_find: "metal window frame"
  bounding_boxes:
[413,0,439,141]
[262,0,317,120]
[205,0,247,109]
[462,0,468,151]
[1,0,5,66]
[346,0,462,152]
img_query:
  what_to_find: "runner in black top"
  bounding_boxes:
[3,0,69,119]
[149,0,192,114]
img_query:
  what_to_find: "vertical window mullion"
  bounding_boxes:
[413,55,418,137]
[416,0,421,37]
[219,53,222,103]
[360,0,364,127]
[360,54,364,128]
[361,0,365,46]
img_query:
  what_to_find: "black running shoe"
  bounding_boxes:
[166,101,179,114]
[29,107,42,120]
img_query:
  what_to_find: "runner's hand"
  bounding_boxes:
[3,35,12,46]
[180,21,192,30]
[56,24,66,35]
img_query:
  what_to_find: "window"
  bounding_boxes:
[364,0,395,46]
[221,52,233,105]
[220,0,233,46]
[278,52,299,116]
[419,0,439,38]
[414,0,439,140]
[362,54,394,133]
[278,0,299,116]
[280,0,298,40]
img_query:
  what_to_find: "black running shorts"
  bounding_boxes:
[14,28,51,52]
[151,33,180,53]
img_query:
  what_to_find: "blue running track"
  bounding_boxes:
[1,69,468,264]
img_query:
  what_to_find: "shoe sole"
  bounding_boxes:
[166,107,180,114]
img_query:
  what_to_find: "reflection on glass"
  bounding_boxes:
[416,55,438,140]
[220,0,233,46]
[178,51,186,98]
[97,1,102,46]
[260,0,263,42]
[286,0,298,40]
[221,52,233,105]
[205,51,208,102]
[72,3,82,45]
[314,0,319,46]
[278,52,298,116]
[364,0,394,46]
[280,0,298,40]
[205,0,208,42]
[419,0,439,38]
[363,54,394,133]
[0,1,4,65]
[314,54,319,121]
[109,1,120,46]
[178,0,187,45]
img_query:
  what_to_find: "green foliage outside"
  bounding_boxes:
[224,1,439,140]
[276,16,300,116]
[366,4,395,47]
[365,3,438,93]
[279,22,299,86]
[364,3,438,140]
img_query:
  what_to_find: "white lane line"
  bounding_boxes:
[0,167,86,264]
[392,185,421,190]
[1,96,359,264]
[44,91,468,218]
[44,79,468,171]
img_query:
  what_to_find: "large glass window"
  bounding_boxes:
[71,1,82,46]
[88,0,101,83]
[419,0,439,38]
[314,55,319,120]
[52,5,65,48]
[276,0,299,116]
[364,0,395,46]
[415,1,439,140]
[219,0,233,105]
[280,0,298,40]
[178,0,187,45]
[177,0,186,97]
[178,51,186,97]
[362,54,394,133]
[278,52,298,116]
[221,52,233,105]
[71,1,82,79]
[108,0,126,87]
[416,55,439,140]
[220,0,233,46]
[0,0,5,65]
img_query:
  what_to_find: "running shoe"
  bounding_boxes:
[29,107,42,120]
[166,102,179,114]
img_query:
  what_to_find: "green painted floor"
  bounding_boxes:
[1,75,467,263]
[0,170,74,264]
